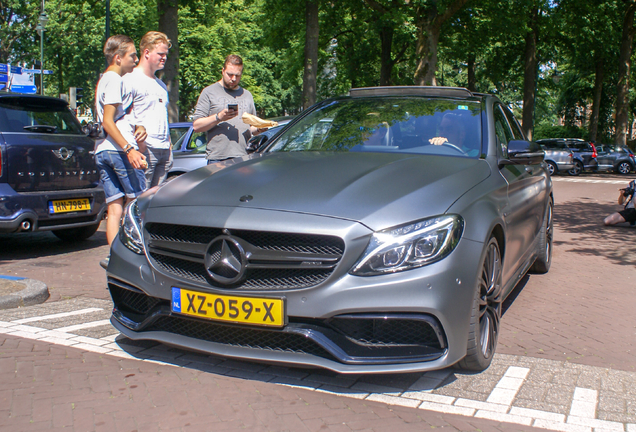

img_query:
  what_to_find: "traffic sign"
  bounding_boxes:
[43,70,53,75]
[10,65,22,74]
[0,75,7,83]
[10,85,38,94]
[0,64,7,73]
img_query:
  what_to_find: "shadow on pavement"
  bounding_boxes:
[553,197,636,266]
[0,230,108,263]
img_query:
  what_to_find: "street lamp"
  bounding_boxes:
[36,6,49,95]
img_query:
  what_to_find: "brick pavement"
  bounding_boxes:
[0,334,542,432]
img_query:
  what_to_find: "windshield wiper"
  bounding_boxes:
[23,125,57,133]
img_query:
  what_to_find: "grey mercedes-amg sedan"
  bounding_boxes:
[106,86,553,374]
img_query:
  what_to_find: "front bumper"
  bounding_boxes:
[106,217,485,374]
[0,184,106,233]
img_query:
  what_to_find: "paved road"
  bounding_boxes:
[1,173,635,431]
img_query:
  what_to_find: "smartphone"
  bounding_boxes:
[227,103,238,112]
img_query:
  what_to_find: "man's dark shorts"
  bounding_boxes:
[618,207,636,224]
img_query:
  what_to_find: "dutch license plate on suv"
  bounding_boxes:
[48,198,91,214]
[171,287,286,328]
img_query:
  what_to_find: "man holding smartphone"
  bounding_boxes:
[192,55,265,163]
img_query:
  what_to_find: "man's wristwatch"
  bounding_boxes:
[215,113,220,122]
[124,144,133,155]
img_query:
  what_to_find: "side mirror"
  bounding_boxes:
[84,122,102,138]
[247,135,268,153]
[505,140,544,165]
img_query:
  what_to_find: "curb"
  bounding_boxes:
[0,276,49,310]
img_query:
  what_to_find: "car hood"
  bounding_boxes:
[151,152,491,230]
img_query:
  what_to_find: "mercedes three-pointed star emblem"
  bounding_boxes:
[204,235,247,285]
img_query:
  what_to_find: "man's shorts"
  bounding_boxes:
[618,207,636,224]
[95,150,147,204]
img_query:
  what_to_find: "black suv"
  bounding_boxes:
[0,93,106,240]
[535,138,598,176]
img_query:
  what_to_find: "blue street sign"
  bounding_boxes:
[22,69,40,74]
[10,65,21,74]
[10,85,38,94]
[0,64,7,73]
[43,70,53,75]
[0,75,7,83]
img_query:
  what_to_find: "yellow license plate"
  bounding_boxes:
[48,198,91,214]
[171,287,286,328]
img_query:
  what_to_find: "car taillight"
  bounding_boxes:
[590,143,597,158]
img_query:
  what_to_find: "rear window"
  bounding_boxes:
[0,97,83,135]
[539,141,568,150]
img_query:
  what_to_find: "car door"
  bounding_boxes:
[496,105,547,285]
[596,145,612,170]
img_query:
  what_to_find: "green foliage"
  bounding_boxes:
[0,0,635,143]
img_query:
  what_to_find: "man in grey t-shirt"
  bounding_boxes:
[192,55,266,162]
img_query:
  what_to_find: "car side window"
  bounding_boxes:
[189,132,207,152]
[494,105,514,157]
[502,106,524,141]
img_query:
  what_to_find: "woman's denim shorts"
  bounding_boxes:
[95,150,147,204]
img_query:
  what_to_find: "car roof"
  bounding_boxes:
[169,122,193,128]
[349,86,476,99]
[0,93,69,108]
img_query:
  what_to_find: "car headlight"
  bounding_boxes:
[351,215,463,276]
[119,199,144,254]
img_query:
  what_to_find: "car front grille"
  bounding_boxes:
[147,315,335,359]
[145,223,345,291]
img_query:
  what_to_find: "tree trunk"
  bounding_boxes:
[522,7,538,141]
[158,0,180,122]
[379,26,393,86]
[414,11,440,86]
[467,53,476,92]
[413,0,469,86]
[302,0,319,110]
[615,0,636,146]
[589,59,604,142]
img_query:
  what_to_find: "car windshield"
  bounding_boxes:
[267,97,482,158]
[0,97,83,135]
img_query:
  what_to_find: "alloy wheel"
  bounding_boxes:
[618,162,632,174]
[545,202,553,260]
[477,241,502,359]
[568,161,582,176]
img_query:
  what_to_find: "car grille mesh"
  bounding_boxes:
[109,283,164,315]
[329,317,442,349]
[146,315,334,359]
[145,223,344,291]
[149,252,333,289]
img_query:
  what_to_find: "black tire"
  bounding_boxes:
[546,161,557,176]
[617,161,632,175]
[457,237,502,372]
[530,197,553,274]
[568,161,582,176]
[52,223,100,242]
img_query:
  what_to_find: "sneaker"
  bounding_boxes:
[99,256,110,270]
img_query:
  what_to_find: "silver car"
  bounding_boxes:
[107,87,552,374]
[537,140,575,175]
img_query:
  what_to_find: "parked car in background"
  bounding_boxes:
[168,118,293,178]
[536,140,575,175]
[169,122,192,147]
[0,93,106,240]
[107,86,553,374]
[596,144,636,174]
[536,138,598,176]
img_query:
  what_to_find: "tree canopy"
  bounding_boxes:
[1,0,635,145]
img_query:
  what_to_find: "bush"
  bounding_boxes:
[533,124,588,141]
